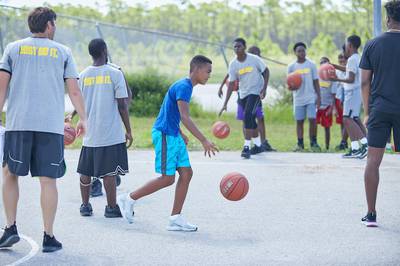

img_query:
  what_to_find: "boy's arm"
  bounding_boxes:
[0,71,10,125]
[330,71,355,84]
[260,66,270,99]
[361,69,373,126]
[219,82,234,116]
[66,79,87,137]
[331,63,346,72]
[313,79,321,109]
[218,74,229,98]
[178,100,218,157]
[117,97,133,148]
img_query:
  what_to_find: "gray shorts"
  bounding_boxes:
[294,103,317,121]
[343,89,361,118]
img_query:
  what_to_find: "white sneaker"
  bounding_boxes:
[117,193,135,224]
[167,214,198,232]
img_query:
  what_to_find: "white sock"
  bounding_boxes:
[360,137,368,145]
[244,139,251,147]
[252,136,261,147]
[351,141,360,150]
[386,143,392,149]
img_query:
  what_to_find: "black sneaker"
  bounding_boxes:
[358,144,368,159]
[80,203,93,216]
[293,144,304,152]
[342,148,361,158]
[310,143,322,152]
[0,223,20,248]
[361,212,377,227]
[250,145,263,155]
[335,142,348,151]
[261,140,276,152]
[241,146,251,159]
[104,205,123,218]
[116,175,121,187]
[90,179,103,197]
[42,232,62,253]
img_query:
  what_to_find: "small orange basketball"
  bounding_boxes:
[286,72,302,90]
[212,121,230,139]
[64,123,76,146]
[318,64,337,81]
[220,172,249,201]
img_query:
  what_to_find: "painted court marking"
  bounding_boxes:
[1,232,39,266]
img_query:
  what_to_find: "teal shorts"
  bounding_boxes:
[152,129,190,176]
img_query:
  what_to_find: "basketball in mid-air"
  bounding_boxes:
[212,121,230,139]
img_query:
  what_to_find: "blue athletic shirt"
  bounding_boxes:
[153,78,193,136]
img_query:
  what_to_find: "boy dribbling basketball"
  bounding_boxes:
[118,55,218,231]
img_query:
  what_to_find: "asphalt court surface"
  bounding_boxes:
[0,150,399,265]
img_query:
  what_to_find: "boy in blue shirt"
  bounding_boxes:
[118,55,218,231]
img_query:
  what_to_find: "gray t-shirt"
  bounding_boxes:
[287,59,318,106]
[0,37,78,135]
[79,64,128,147]
[344,53,361,91]
[228,53,266,99]
[319,79,334,108]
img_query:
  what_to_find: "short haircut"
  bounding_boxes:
[247,46,261,56]
[190,55,212,72]
[320,56,330,63]
[28,7,57,33]
[234,38,246,47]
[293,42,307,51]
[347,35,361,49]
[88,38,107,59]
[385,0,400,23]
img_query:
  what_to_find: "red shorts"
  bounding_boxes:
[335,99,343,124]
[317,106,333,128]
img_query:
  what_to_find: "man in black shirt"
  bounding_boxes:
[359,0,400,227]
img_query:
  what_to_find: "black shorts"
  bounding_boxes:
[77,142,129,178]
[3,131,65,178]
[367,110,400,152]
[238,94,261,130]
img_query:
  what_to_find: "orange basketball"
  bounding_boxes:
[64,123,76,146]
[212,121,230,139]
[286,72,302,90]
[220,172,249,201]
[318,64,337,81]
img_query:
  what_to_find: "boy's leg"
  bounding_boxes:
[172,167,193,215]
[39,176,58,236]
[325,127,331,150]
[257,116,266,142]
[80,175,91,205]
[2,165,19,227]
[130,175,175,200]
[364,147,384,213]
[103,176,117,207]
[354,117,367,137]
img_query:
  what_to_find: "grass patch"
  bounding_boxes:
[67,105,350,153]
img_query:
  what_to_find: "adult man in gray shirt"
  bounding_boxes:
[0,7,87,252]
[219,38,269,159]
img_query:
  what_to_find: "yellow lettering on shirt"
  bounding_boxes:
[238,66,254,75]
[19,46,58,58]
[319,81,331,88]
[295,68,310,75]
[38,47,49,56]
[83,75,112,86]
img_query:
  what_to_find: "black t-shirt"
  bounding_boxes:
[359,32,400,114]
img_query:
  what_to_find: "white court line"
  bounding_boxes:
[4,233,39,266]
[67,159,400,170]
